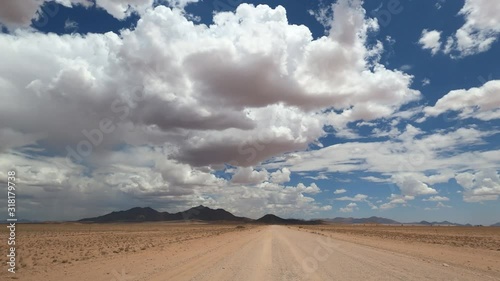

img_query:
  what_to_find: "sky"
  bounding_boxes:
[0,0,499,224]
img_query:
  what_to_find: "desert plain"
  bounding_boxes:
[1,222,500,280]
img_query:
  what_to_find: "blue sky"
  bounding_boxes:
[0,0,499,224]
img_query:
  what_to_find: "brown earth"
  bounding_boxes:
[1,223,499,280]
[296,224,500,250]
[294,224,500,277]
[0,222,247,279]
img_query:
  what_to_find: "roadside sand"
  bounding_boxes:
[294,225,500,277]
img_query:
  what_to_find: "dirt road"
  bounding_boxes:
[15,225,499,281]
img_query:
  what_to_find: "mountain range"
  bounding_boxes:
[79,206,322,225]
[79,206,498,226]
[256,214,322,225]
[79,205,250,223]
[410,220,465,226]
[323,216,400,224]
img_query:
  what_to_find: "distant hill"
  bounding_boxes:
[171,205,250,222]
[324,216,400,225]
[491,222,500,227]
[411,220,463,226]
[321,217,468,226]
[79,205,250,223]
[79,207,165,222]
[256,214,289,224]
[256,214,322,225]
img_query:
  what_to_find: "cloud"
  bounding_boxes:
[419,29,442,55]
[443,0,500,57]
[64,18,78,31]
[436,202,451,208]
[304,173,329,180]
[296,182,321,194]
[299,0,421,130]
[392,175,437,196]
[0,1,420,170]
[425,201,452,210]
[231,167,268,185]
[422,78,431,87]
[92,0,155,19]
[270,168,291,184]
[0,147,332,220]
[164,0,200,10]
[273,125,495,175]
[0,0,162,30]
[0,0,41,29]
[361,176,390,183]
[400,64,412,71]
[0,128,43,151]
[335,194,368,201]
[333,189,347,194]
[424,80,500,121]
[339,202,358,213]
[335,193,379,210]
[456,170,500,202]
[266,125,499,202]
[308,2,334,32]
[423,196,450,202]
[380,194,414,210]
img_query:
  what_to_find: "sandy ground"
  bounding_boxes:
[1,223,499,280]
[294,224,500,275]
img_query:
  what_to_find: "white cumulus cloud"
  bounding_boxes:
[456,170,500,203]
[339,202,358,213]
[419,29,442,55]
[424,80,500,121]
[423,196,450,202]
[444,0,500,57]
